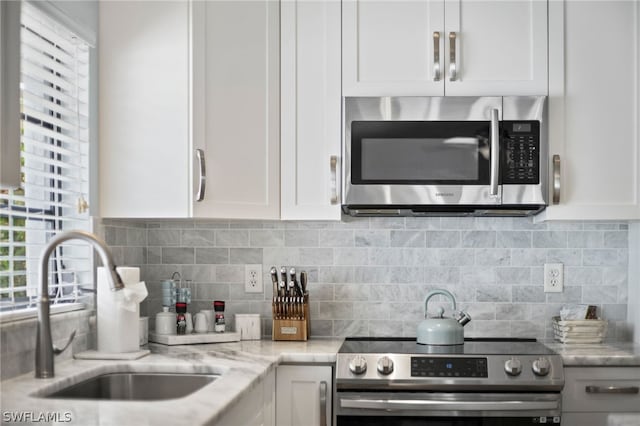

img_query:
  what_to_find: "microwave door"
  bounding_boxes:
[346,120,502,206]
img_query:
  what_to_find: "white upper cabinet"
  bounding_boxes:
[342,0,444,96]
[191,0,280,220]
[443,0,548,96]
[99,0,279,219]
[538,0,640,221]
[280,0,342,220]
[99,1,190,218]
[342,0,548,96]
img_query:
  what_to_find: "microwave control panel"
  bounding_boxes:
[502,121,540,185]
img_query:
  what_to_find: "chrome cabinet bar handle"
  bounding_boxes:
[586,385,640,394]
[330,156,339,205]
[489,108,500,197]
[433,31,441,81]
[552,154,561,205]
[449,32,457,81]
[320,381,328,426]
[195,149,206,202]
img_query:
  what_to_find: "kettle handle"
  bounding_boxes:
[424,289,457,318]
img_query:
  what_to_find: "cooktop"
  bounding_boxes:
[339,337,557,356]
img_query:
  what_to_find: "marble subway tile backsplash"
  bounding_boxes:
[0,310,95,380]
[103,217,630,342]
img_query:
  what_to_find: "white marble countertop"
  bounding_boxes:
[544,342,640,367]
[0,338,343,426]
[3,337,639,425]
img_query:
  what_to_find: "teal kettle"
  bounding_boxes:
[417,289,471,345]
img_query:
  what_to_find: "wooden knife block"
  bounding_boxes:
[272,297,310,341]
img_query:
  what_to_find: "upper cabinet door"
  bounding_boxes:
[192,0,280,219]
[99,1,190,218]
[444,0,548,96]
[281,0,342,220]
[538,0,640,221]
[342,0,547,97]
[342,0,445,96]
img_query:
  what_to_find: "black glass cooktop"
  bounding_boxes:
[339,337,557,356]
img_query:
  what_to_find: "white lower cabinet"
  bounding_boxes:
[217,369,275,426]
[561,367,640,426]
[276,365,332,426]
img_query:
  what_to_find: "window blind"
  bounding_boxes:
[0,4,91,313]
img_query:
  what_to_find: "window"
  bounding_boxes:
[0,4,91,314]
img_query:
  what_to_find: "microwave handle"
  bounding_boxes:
[489,109,500,197]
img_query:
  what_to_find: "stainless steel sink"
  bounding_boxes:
[44,372,218,401]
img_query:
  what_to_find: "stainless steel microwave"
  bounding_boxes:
[342,96,548,217]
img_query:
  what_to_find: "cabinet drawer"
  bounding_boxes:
[563,367,640,412]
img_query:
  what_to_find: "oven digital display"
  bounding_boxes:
[411,357,488,378]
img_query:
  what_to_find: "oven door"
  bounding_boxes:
[343,97,503,207]
[336,392,562,425]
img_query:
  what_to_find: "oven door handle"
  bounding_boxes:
[340,398,559,412]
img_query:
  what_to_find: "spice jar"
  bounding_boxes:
[176,302,187,335]
[213,300,225,333]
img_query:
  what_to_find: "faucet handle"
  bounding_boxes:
[53,330,76,355]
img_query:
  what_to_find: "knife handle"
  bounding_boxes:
[270,267,279,296]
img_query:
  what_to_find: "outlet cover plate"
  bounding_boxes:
[245,264,263,293]
[544,263,564,293]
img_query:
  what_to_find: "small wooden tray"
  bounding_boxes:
[149,331,240,345]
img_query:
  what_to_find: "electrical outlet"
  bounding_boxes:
[244,264,263,293]
[544,263,564,293]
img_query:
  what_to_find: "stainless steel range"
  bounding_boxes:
[335,337,564,425]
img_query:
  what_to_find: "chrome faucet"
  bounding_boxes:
[36,230,124,378]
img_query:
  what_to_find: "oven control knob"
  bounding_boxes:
[504,358,522,376]
[377,356,394,375]
[532,357,551,376]
[349,355,367,375]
